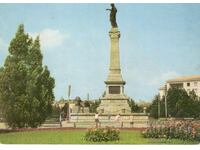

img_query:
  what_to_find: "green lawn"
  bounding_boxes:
[0,130,199,144]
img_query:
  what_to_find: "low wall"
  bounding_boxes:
[69,113,149,122]
[62,113,150,128]
[0,123,7,129]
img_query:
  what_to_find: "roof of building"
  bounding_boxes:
[167,75,200,83]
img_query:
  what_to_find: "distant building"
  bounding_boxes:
[159,75,200,97]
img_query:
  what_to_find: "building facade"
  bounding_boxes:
[159,75,200,98]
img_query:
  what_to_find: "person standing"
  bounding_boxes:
[95,112,100,128]
[59,113,62,128]
[115,114,120,122]
[115,114,123,128]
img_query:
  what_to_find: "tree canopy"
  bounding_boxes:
[0,24,55,128]
[149,87,200,118]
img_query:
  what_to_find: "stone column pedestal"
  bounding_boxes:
[97,27,131,114]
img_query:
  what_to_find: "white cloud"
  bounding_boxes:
[29,29,70,50]
[148,71,180,86]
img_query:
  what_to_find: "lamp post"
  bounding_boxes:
[158,95,160,118]
[164,84,168,118]
[67,85,71,121]
[59,104,62,128]
[87,93,89,101]
[143,107,147,114]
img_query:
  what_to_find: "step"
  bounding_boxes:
[40,123,61,128]
[61,121,149,128]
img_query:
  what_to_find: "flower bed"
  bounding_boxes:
[84,127,120,142]
[142,121,200,142]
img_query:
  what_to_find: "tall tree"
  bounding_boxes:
[160,97,166,117]
[128,98,140,113]
[166,87,200,118]
[149,95,159,118]
[167,87,189,117]
[0,24,55,128]
[149,95,165,118]
[188,90,200,118]
[90,100,101,113]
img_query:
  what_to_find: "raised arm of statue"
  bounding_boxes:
[107,3,118,28]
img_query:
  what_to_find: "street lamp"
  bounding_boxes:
[58,104,62,127]
[67,85,71,121]
[164,84,168,118]
[158,94,160,118]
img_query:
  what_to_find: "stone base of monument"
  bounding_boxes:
[62,113,150,128]
[97,99,131,114]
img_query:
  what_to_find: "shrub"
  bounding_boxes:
[142,122,200,142]
[84,127,120,142]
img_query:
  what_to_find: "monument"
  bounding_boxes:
[97,4,131,114]
[62,4,149,128]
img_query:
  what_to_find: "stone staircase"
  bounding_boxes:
[40,116,61,128]
[40,123,61,128]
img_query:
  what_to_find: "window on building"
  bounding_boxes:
[194,82,198,86]
[187,82,190,87]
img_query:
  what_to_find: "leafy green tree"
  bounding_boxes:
[83,100,90,107]
[167,87,189,117]
[149,95,159,118]
[150,88,200,119]
[160,97,165,117]
[149,95,165,118]
[193,99,200,118]
[90,100,100,113]
[167,87,187,117]
[0,24,55,128]
[51,105,60,117]
[166,87,200,118]
[128,98,140,113]
[188,90,200,118]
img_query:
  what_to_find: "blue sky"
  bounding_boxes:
[0,4,200,102]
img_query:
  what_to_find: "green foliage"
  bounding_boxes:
[149,95,165,118]
[50,105,60,117]
[83,100,90,107]
[128,99,140,113]
[150,88,200,118]
[74,96,82,106]
[0,24,55,128]
[167,88,200,118]
[167,88,188,117]
[89,100,100,113]
[84,127,120,142]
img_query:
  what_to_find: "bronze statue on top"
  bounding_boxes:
[106,3,118,28]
